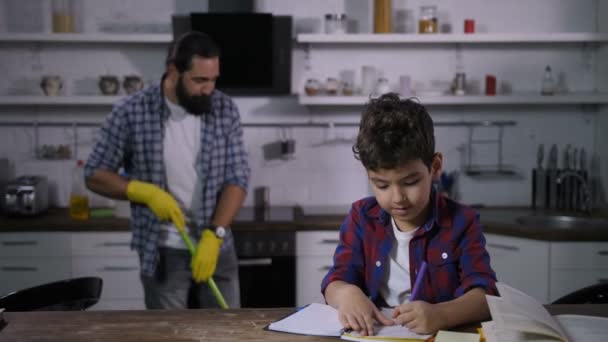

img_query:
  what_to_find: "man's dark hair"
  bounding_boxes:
[353,93,435,171]
[165,31,221,73]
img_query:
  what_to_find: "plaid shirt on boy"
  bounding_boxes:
[85,81,250,276]
[321,189,498,304]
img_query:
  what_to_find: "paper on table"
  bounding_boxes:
[267,303,342,336]
[341,308,430,341]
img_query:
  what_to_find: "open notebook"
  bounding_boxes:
[267,303,431,341]
[484,282,608,342]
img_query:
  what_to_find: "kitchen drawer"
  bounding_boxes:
[0,257,71,296]
[71,232,135,257]
[296,231,340,256]
[485,233,550,303]
[72,256,143,299]
[549,269,608,302]
[88,298,146,311]
[550,242,608,270]
[0,233,71,257]
[296,255,334,306]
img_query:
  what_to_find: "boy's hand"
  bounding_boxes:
[337,286,394,336]
[392,301,447,335]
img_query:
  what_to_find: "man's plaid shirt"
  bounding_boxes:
[85,82,250,276]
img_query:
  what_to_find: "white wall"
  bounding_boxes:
[0,0,605,209]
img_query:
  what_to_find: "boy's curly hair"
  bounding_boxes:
[353,93,435,171]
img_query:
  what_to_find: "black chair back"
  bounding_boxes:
[552,283,608,304]
[0,277,102,311]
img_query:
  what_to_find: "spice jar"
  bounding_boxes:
[342,81,354,96]
[52,0,75,33]
[325,14,347,34]
[304,78,321,96]
[325,77,339,95]
[418,5,438,34]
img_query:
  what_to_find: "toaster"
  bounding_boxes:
[4,175,49,216]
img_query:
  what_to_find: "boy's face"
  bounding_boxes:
[368,153,443,232]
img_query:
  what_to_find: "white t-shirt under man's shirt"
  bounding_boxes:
[158,98,201,248]
[379,217,418,306]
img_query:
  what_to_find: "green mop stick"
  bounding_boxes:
[178,230,229,309]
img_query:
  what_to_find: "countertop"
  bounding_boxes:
[0,207,607,241]
[1,305,607,341]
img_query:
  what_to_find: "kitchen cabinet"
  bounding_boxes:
[485,233,550,303]
[295,231,339,306]
[0,231,144,310]
[549,242,608,302]
[71,232,144,310]
[0,233,72,296]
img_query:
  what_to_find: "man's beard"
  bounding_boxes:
[176,76,212,115]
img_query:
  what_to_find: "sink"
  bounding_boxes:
[516,215,608,229]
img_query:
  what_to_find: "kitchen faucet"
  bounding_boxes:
[556,171,592,214]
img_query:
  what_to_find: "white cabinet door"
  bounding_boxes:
[296,231,340,256]
[485,233,550,303]
[71,232,134,257]
[0,257,72,296]
[296,231,339,307]
[296,255,334,306]
[72,256,143,299]
[70,232,144,310]
[550,242,608,270]
[0,233,71,257]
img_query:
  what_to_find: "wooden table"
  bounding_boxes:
[1,306,607,341]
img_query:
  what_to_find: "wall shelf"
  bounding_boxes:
[297,33,608,44]
[298,93,608,106]
[0,33,172,44]
[0,95,123,106]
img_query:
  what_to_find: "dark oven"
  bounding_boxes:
[233,230,295,308]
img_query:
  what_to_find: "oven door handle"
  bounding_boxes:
[238,258,273,266]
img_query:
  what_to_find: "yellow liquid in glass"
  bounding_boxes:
[70,195,89,220]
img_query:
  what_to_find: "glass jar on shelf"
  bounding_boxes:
[418,5,438,34]
[304,78,321,96]
[325,77,339,95]
[325,13,347,34]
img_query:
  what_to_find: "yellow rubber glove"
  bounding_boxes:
[191,229,223,283]
[126,180,185,232]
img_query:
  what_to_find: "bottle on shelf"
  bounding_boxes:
[70,159,89,220]
[541,65,555,96]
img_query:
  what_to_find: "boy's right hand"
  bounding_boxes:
[126,180,185,231]
[336,285,394,336]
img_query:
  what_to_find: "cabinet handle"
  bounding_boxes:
[101,266,138,272]
[487,243,519,252]
[101,242,130,247]
[2,266,37,271]
[320,266,332,271]
[2,241,38,246]
[321,239,340,244]
[597,251,608,256]
[238,258,272,266]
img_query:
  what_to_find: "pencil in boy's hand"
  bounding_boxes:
[410,261,428,302]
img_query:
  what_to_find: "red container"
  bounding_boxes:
[485,75,496,96]
[464,19,475,33]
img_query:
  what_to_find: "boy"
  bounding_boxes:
[322,93,497,336]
